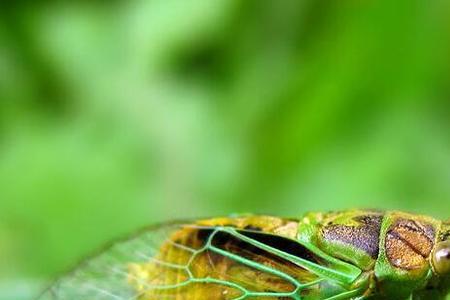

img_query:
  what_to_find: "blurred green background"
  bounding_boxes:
[1,0,450,299]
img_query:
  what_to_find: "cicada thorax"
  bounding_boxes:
[127,216,326,299]
[307,210,444,298]
[310,211,439,271]
[314,210,384,271]
[372,212,442,298]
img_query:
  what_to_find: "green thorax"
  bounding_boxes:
[297,210,443,299]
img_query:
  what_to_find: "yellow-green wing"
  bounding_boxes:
[38,221,354,300]
[38,223,185,299]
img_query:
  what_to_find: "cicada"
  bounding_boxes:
[38,210,450,299]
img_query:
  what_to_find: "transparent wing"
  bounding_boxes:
[38,221,356,300]
[38,223,186,300]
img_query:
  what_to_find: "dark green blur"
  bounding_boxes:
[1,1,449,299]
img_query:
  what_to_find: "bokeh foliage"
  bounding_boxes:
[1,0,449,298]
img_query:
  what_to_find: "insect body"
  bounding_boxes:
[39,210,450,299]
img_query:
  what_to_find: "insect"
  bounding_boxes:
[38,210,450,299]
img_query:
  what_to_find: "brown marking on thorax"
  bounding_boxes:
[322,214,383,258]
[385,218,435,270]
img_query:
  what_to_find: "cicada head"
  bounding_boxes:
[432,221,450,276]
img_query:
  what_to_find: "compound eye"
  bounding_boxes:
[433,240,450,275]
